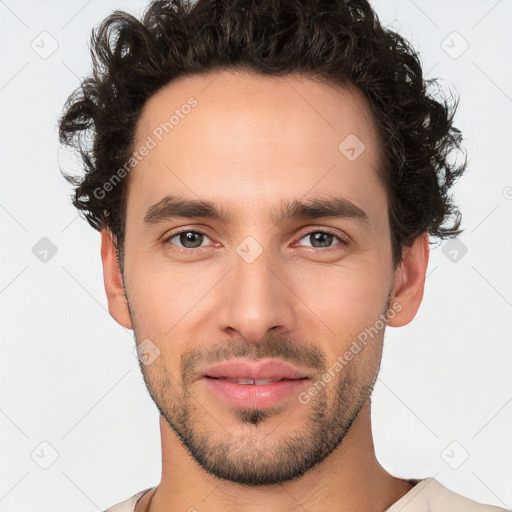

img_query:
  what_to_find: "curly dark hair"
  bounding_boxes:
[59,0,467,271]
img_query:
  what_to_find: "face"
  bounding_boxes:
[112,70,408,486]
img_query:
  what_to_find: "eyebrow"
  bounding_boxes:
[143,194,369,226]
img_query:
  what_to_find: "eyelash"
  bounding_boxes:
[163,228,348,253]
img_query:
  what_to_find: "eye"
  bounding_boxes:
[164,230,212,250]
[295,230,346,250]
[163,228,346,252]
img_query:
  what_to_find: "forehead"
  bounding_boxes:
[128,69,386,225]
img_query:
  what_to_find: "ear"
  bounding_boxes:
[100,229,132,330]
[387,232,430,327]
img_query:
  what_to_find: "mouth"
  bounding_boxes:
[201,358,310,381]
[200,359,311,409]
[202,376,309,409]
[205,376,308,385]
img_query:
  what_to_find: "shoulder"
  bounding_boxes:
[386,478,509,512]
[103,488,155,512]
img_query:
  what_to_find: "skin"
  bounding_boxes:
[101,69,429,512]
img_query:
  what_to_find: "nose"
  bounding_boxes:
[216,245,297,343]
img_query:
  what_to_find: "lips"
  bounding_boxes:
[219,378,280,385]
[200,359,310,409]
[202,359,309,382]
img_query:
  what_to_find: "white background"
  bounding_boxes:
[1,0,511,510]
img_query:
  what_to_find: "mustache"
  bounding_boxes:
[181,335,327,385]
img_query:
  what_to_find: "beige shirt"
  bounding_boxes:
[104,477,509,512]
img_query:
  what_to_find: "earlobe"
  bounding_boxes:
[100,229,133,330]
[387,232,430,327]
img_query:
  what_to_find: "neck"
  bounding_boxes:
[137,400,413,512]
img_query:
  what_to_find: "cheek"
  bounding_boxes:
[124,251,223,339]
[291,258,390,345]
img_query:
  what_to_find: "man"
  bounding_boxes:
[58,0,506,510]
